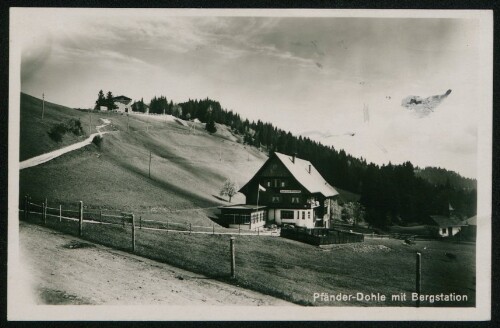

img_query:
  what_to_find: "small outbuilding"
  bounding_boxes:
[430,215,466,238]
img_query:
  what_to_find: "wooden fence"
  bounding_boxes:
[20,196,277,247]
[280,227,364,246]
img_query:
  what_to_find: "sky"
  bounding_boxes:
[16,9,486,178]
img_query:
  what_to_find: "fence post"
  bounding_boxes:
[27,196,31,219]
[257,227,260,236]
[416,252,421,308]
[139,216,142,229]
[79,201,83,237]
[131,214,136,252]
[230,237,236,279]
[99,210,102,222]
[59,205,62,222]
[213,224,215,235]
[24,196,28,220]
[189,223,192,234]
[166,221,169,233]
[42,202,47,225]
[238,224,241,235]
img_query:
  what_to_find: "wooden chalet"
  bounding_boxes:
[226,152,338,229]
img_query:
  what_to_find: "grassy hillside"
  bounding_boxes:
[20,93,90,160]
[19,93,267,226]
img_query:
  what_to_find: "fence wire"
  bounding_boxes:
[21,200,276,237]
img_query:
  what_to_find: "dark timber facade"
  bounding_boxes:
[233,152,338,229]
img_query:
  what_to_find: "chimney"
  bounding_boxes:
[308,164,311,174]
[292,153,296,164]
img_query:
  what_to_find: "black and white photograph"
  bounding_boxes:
[8,8,492,321]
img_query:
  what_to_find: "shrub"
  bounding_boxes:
[47,118,84,142]
[66,119,84,136]
[92,135,103,148]
[206,120,217,134]
[47,123,67,143]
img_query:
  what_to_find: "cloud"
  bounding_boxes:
[17,12,482,178]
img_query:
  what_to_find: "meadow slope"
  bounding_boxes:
[19,92,267,225]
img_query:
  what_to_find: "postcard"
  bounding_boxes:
[8,8,492,321]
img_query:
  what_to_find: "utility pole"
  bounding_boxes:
[41,93,45,120]
[148,151,152,179]
[89,111,92,134]
[127,115,130,132]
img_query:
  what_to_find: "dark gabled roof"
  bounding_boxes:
[113,95,132,104]
[240,152,338,198]
[275,153,338,197]
[430,215,466,228]
[113,95,132,101]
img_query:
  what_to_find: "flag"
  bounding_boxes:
[258,184,266,192]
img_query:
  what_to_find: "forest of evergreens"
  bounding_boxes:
[127,94,477,227]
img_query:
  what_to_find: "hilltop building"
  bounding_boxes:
[220,152,339,230]
[112,95,133,113]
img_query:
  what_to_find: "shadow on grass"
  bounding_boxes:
[111,158,218,209]
[205,210,226,227]
[212,194,227,202]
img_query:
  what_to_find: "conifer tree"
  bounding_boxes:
[94,90,106,110]
[106,91,117,111]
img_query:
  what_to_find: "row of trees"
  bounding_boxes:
[174,97,476,227]
[94,90,117,111]
[99,92,476,227]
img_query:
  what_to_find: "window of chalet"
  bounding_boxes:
[281,210,294,220]
[441,228,447,234]
[308,211,311,219]
[266,181,271,187]
[272,196,281,203]
[291,196,300,204]
[302,211,305,220]
[280,180,286,187]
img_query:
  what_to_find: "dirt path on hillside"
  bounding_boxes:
[19,120,113,170]
[18,222,292,306]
